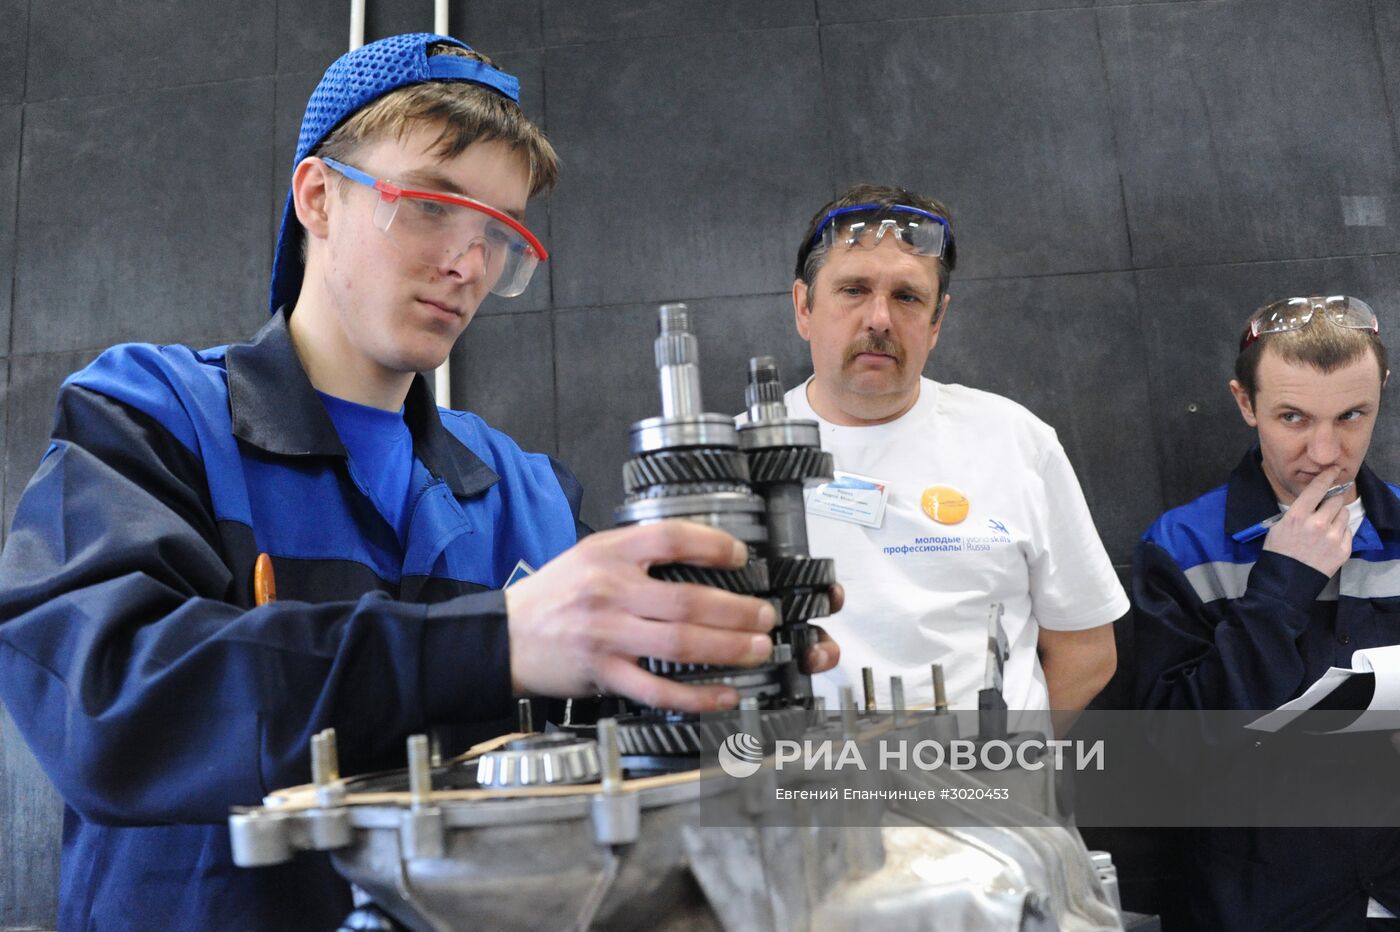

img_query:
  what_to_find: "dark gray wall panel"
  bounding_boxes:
[545,27,828,308]
[476,49,553,316]
[0,1,26,105]
[1100,0,1400,268]
[933,272,1161,562]
[555,305,657,531]
[1137,254,1400,511]
[276,0,347,76]
[25,0,275,101]
[0,105,18,358]
[818,0,1092,22]
[15,80,274,355]
[0,355,53,932]
[5,351,101,535]
[0,357,7,541]
[271,69,324,243]
[555,295,807,531]
[492,46,547,126]
[1373,0,1400,138]
[544,0,813,45]
[1,702,60,930]
[450,309,557,457]
[278,0,543,74]
[448,0,545,53]
[360,0,541,52]
[688,294,814,420]
[823,11,1130,282]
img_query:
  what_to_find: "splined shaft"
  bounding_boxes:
[737,357,837,705]
[744,356,787,422]
[656,303,703,419]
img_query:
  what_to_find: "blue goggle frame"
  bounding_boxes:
[808,204,953,257]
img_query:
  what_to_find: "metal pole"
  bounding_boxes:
[431,0,453,408]
[349,0,365,50]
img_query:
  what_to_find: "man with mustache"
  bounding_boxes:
[784,184,1124,722]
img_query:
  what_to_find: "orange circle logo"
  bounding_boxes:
[921,485,969,525]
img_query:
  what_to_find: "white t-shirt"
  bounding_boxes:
[1277,496,1366,535]
[787,377,1129,712]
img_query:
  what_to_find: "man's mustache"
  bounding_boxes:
[843,334,904,368]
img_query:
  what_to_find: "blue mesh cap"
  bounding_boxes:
[269,33,523,313]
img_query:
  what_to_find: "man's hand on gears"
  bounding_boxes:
[803,585,843,675]
[506,520,839,712]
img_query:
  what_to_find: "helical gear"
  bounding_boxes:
[779,590,832,624]
[767,556,837,591]
[611,707,812,756]
[746,447,834,486]
[649,560,770,594]
[625,481,753,502]
[622,449,751,493]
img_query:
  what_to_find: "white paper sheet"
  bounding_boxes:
[1246,644,1400,732]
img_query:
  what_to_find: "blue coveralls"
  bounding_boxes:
[1132,448,1400,931]
[0,309,583,929]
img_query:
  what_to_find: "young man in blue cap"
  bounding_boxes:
[0,35,837,928]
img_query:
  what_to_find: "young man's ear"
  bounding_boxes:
[792,278,812,342]
[1229,379,1258,428]
[291,158,335,242]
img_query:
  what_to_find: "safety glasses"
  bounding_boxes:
[809,204,952,259]
[1240,295,1379,351]
[321,157,547,297]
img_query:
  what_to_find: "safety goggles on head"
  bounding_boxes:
[321,157,547,297]
[1239,295,1379,351]
[809,204,952,259]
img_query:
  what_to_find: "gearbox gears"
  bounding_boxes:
[608,306,838,747]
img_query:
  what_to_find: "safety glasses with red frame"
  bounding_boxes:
[1239,295,1379,351]
[322,157,547,298]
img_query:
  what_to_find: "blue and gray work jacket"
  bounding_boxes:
[1132,448,1400,930]
[0,309,583,930]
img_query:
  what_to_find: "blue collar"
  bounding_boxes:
[1224,444,1400,541]
[225,308,499,499]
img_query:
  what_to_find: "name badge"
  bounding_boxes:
[504,559,536,588]
[806,471,890,528]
